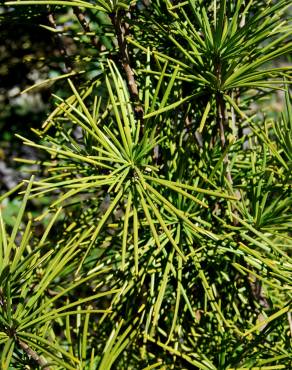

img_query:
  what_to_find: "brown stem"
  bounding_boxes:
[216,93,231,179]
[18,339,51,370]
[216,93,227,148]
[248,274,270,309]
[110,10,144,119]
[247,272,270,331]
[73,7,101,49]
[230,90,238,139]
[0,288,7,310]
[288,312,292,337]
[216,92,239,224]
[142,0,152,6]
[47,7,72,73]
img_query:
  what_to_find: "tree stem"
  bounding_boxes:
[110,9,144,119]
[216,93,233,182]
[18,339,51,370]
[47,7,72,73]
[73,7,101,49]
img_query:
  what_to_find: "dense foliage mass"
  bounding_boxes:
[0,1,291,369]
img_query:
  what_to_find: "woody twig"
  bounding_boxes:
[46,6,72,73]
[110,9,144,119]
[18,339,51,370]
[73,7,101,49]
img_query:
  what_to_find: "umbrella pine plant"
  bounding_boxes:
[0,0,291,369]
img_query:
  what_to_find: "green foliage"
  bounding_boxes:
[1,0,291,369]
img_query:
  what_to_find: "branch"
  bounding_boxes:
[288,311,292,337]
[18,339,51,370]
[110,9,144,119]
[216,94,232,179]
[73,7,102,50]
[248,275,270,310]
[46,7,72,73]
[215,92,239,224]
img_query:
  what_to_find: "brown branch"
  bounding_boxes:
[46,7,72,73]
[215,92,239,224]
[0,288,7,310]
[248,275,270,309]
[218,95,227,147]
[73,6,101,49]
[142,0,152,6]
[110,9,144,119]
[216,93,232,180]
[18,339,51,370]
[288,311,292,337]
[247,272,270,331]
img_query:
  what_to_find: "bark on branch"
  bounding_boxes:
[47,7,72,73]
[18,339,51,370]
[110,9,144,119]
[73,7,101,49]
